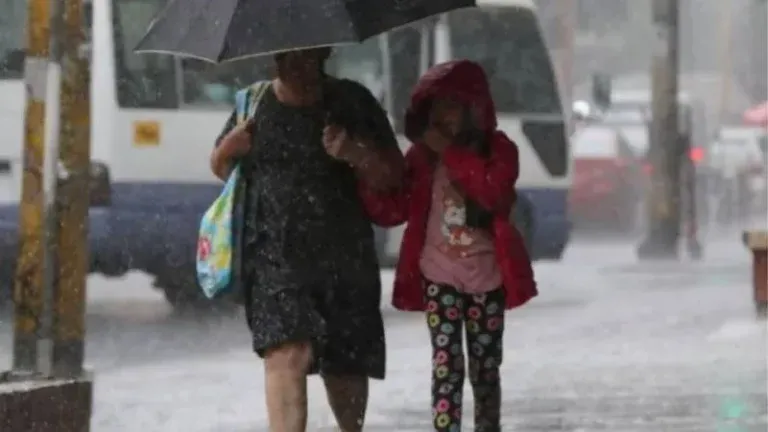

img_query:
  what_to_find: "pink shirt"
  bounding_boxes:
[419,165,502,293]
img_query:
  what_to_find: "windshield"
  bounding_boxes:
[0,0,25,79]
[448,6,561,115]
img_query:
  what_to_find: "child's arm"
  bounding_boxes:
[442,131,519,213]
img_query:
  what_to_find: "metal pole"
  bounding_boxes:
[1,0,93,427]
[37,0,67,378]
[50,0,92,377]
[638,0,681,259]
[12,0,90,378]
[12,0,51,376]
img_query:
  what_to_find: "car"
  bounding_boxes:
[568,125,647,233]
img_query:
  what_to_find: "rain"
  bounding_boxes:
[0,0,767,430]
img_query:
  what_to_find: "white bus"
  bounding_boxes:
[0,0,571,308]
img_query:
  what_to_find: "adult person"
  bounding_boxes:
[209,47,404,432]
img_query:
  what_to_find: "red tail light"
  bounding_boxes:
[689,146,705,164]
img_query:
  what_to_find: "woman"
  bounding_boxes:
[210,47,404,432]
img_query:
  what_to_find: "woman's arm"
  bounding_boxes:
[442,131,519,212]
[210,110,251,181]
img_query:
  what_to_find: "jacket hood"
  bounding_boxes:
[405,60,497,142]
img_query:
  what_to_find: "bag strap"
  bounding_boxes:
[234,80,271,124]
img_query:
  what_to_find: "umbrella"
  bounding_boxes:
[743,101,768,127]
[134,0,475,63]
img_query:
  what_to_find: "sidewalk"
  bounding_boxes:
[91,266,767,431]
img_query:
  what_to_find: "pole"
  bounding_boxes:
[715,0,734,227]
[11,0,51,376]
[50,0,92,376]
[1,0,93,427]
[638,0,681,259]
[11,0,90,380]
[717,0,733,129]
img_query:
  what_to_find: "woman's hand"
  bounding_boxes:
[323,124,365,163]
[219,121,253,158]
[323,124,403,191]
[210,120,253,180]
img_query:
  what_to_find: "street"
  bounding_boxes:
[1,238,766,431]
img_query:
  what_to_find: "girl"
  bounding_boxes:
[360,60,537,431]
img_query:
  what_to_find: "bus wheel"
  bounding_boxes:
[511,196,535,255]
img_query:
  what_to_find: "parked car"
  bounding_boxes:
[569,125,647,233]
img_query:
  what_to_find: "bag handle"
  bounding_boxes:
[235,81,271,125]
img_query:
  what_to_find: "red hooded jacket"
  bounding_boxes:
[359,60,537,311]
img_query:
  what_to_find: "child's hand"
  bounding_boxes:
[423,127,452,154]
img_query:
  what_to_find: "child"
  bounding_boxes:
[360,60,537,431]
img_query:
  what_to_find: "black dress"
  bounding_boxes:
[216,79,395,379]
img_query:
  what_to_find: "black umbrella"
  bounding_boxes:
[134,0,475,63]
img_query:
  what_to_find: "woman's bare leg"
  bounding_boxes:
[322,374,369,432]
[264,341,313,432]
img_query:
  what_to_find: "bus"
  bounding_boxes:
[0,0,571,308]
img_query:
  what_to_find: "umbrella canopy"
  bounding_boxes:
[743,101,768,127]
[134,0,475,63]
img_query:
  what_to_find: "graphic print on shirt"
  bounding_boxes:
[439,183,476,258]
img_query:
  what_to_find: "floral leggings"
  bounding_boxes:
[425,280,505,432]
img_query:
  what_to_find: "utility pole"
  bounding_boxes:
[0,0,93,428]
[638,0,681,260]
[716,0,733,129]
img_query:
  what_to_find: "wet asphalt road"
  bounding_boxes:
[0,237,766,431]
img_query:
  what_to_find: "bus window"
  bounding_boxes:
[179,57,272,107]
[447,7,561,115]
[0,0,25,79]
[382,26,423,134]
[328,38,386,104]
[328,26,422,135]
[112,0,178,109]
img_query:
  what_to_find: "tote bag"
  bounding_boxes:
[196,81,270,298]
